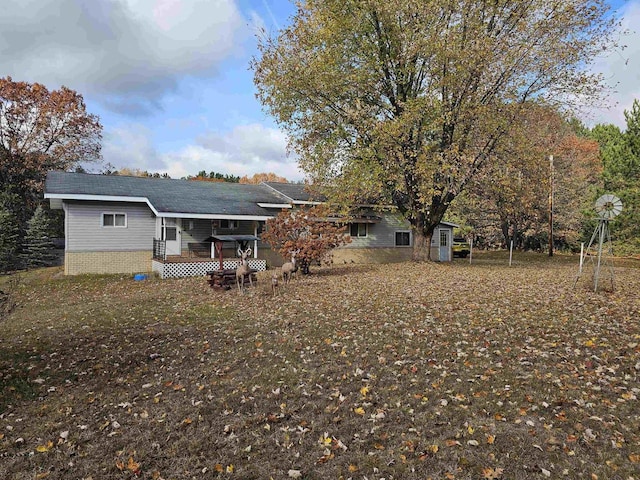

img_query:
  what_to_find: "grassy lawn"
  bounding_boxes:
[1,252,639,479]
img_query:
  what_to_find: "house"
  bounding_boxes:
[44,171,457,277]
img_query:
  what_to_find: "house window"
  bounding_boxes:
[440,230,449,246]
[350,223,367,237]
[395,231,411,247]
[102,213,126,228]
[164,227,177,241]
[213,219,239,230]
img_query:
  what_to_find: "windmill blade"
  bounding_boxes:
[595,194,623,219]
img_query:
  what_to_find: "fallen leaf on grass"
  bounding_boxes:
[482,467,504,479]
[127,457,141,475]
[36,441,54,453]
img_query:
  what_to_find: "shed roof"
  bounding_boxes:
[45,171,286,218]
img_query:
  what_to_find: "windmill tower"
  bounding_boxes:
[574,194,623,292]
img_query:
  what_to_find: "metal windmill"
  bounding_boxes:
[574,194,623,292]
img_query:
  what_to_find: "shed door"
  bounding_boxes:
[163,219,181,256]
[439,229,451,262]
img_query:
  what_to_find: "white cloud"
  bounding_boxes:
[101,124,163,171]
[197,123,289,165]
[0,0,251,114]
[101,122,304,181]
[582,0,640,129]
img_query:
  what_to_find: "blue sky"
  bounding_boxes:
[1,0,638,181]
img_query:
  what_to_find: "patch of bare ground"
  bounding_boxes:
[0,252,639,479]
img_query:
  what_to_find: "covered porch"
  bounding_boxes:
[152,234,267,279]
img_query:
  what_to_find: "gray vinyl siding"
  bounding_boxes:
[65,201,156,252]
[344,212,411,248]
[180,219,211,247]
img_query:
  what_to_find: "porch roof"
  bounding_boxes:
[45,171,287,218]
[206,235,260,243]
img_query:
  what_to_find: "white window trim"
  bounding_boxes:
[101,212,127,228]
[395,230,412,247]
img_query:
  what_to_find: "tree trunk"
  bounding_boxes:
[412,229,432,261]
[300,259,310,275]
[500,221,510,249]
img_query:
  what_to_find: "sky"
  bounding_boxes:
[1,0,639,182]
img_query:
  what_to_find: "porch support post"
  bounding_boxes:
[253,223,258,258]
[215,240,224,271]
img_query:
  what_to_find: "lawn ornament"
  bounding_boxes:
[281,250,299,284]
[236,247,253,293]
[574,194,623,292]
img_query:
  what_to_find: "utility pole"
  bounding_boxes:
[548,155,554,257]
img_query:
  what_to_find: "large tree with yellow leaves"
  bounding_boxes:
[254,0,616,260]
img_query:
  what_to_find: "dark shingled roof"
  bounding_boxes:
[45,171,290,217]
[262,182,325,203]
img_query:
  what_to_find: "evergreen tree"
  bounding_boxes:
[623,99,640,177]
[22,205,56,269]
[0,205,19,273]
[587,101,640,255]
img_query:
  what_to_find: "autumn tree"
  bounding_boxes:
[116,168,170,179]
[0,77,102,224]
[261,204,351,274]
[254,0,615,260]
[455,105,601,250]
[239,172,289,184]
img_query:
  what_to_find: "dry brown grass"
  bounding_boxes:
[0,251,639,479]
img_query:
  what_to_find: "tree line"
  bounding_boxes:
[448,102,640,255]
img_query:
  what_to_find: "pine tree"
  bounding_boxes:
[22,205,56,269]
[0,206,19,273]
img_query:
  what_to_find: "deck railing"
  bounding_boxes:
[153,238,166,260]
